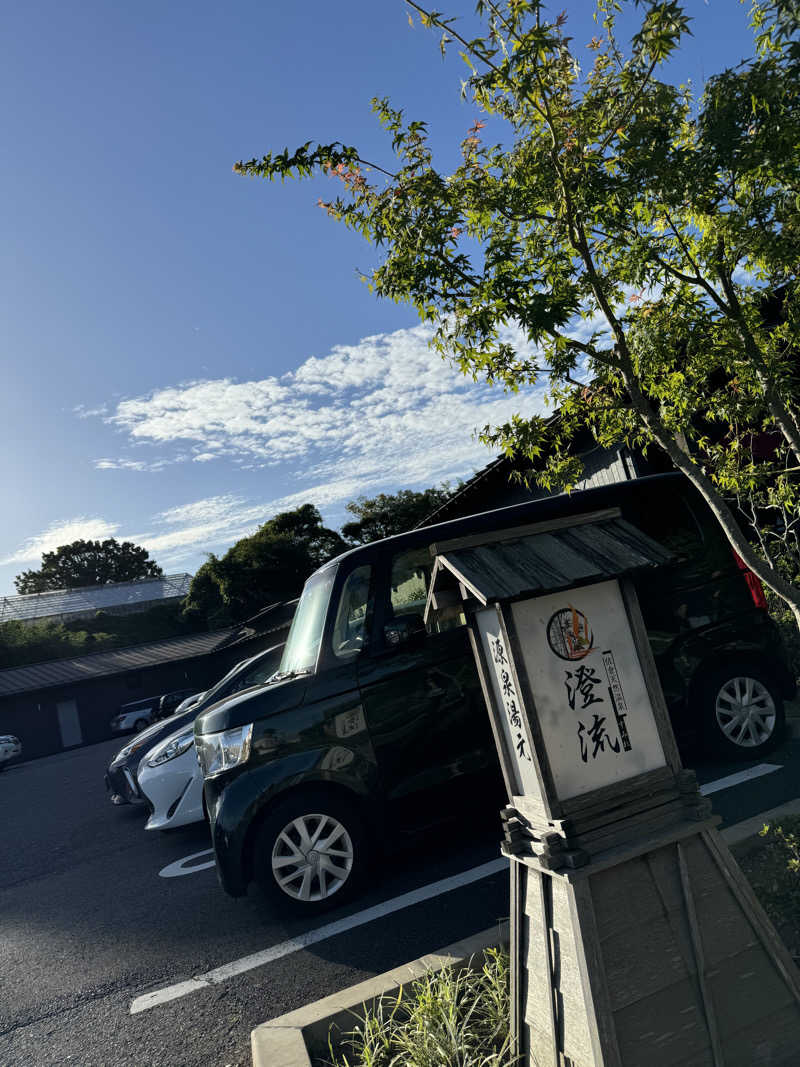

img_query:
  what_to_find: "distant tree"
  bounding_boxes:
[342,485,456,544]
[181,559,226,626]
[15,539,163,594]
[267,503,349,568]
[182,504,347,625]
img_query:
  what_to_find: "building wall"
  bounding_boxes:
[0,633,284,761]
[426,443,669,525]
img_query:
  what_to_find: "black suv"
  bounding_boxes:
[195,475,794,914]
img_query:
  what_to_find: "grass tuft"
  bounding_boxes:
[325,948,516,1067]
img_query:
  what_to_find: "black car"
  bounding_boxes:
[104,642,285,806]
[195,474,795,914]
[158,688,196,719]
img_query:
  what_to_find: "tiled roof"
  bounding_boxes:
[0,628,235,697]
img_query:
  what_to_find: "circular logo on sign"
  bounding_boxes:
[546,607,594,661]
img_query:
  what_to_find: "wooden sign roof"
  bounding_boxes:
[426,509,673,609]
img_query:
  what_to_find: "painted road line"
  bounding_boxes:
[130,857,507,1014]
[699,763,781,796]
[159,848,216,878]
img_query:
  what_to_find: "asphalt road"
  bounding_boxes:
[1,733,799,1067]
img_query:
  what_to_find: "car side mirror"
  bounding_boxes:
[384,613,427,649]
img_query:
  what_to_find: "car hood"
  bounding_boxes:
[110,708,199,769]
[194,674,308,736]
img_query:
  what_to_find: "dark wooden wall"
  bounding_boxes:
[0,635,282,761]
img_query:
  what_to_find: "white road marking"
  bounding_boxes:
[134,763,785,1013]
[699,763,781,796]
[158,849,216,879]
[130,857,507,1014]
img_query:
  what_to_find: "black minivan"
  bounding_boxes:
[195,474,795,914]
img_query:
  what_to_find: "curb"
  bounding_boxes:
[721,796,800,849]
[250,922,508,1067]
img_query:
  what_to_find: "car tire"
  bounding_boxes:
[252,789,368,915]
[133,718,149,732]
[699,664,785,760]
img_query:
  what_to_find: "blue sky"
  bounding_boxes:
[2,1,757,595]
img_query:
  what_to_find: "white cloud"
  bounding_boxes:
[98,323,548,486]
[0,518,120,566]
[74,403,108,419]
[37,321,553,573]
[95,457,175,472]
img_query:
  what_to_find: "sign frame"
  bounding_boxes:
[428,510,684,820]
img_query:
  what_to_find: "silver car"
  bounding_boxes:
[0,734,22,769]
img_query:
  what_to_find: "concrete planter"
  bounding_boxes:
[250,922,509,1067]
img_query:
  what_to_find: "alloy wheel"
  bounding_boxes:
[715,676,777,748]
[271,812,354,902]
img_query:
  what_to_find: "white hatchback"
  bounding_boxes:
[0,734,22,769]
[137,725,204,831]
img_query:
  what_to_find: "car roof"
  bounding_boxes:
[313,472,686,576]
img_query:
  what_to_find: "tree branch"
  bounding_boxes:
[715,256,800,465]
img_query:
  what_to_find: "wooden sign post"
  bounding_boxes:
[426,509,800,1066]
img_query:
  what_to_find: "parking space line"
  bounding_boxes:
[699,763,781,796]
[131,765,786,1015]
[129,857,507,1014]
[158,848,216,878]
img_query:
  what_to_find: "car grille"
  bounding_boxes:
[123,768,140,799]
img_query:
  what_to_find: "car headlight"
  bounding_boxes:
[113,731,154,764]
[113,740,136,762]
[195,724,253,779]
[146,729,195,768]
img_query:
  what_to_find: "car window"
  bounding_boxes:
[332,565,373,658]
[626,489,730,580]
[235,657,279,690]
[389,546,465,633]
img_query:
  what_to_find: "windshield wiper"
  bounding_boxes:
[271,667,313,682]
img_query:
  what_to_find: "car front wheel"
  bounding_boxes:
[701,666,785,760]
[252,790,368,914]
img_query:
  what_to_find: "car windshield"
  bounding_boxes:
[278,567,336,677]
[204,657,256,701]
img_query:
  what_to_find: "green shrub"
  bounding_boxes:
[328,948,515,1067]
[738,816,800,928]
[0,602,202,669]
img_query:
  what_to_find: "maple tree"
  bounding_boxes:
[235,0,800,627]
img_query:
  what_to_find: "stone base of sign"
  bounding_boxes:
[510,819,800,1066]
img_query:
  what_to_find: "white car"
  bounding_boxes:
[0,734,22,769]
[137,644,286,831]
[137,724,204,831]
